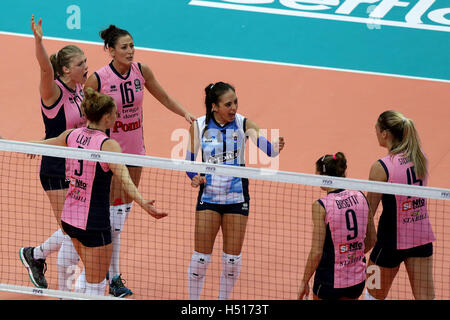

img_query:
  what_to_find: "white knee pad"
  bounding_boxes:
[57,236,80,291]
[74,268,86,293]
[57,235,80,268]
[222,252,242,279]
[110,203,131,232]
[188,251,211,280]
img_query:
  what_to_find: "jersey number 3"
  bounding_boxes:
[74,146,84,176]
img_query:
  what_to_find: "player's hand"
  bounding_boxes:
[297,282,310,300]
[142,200,168,219]
[273,136,285,153]
[31,15,43,41]
[184,112,196,124]
[191,174,206,188]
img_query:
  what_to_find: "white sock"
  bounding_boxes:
[75,268,86,293]
[188,251,211,300]
[109,230,121,282]
[218,252,242,300]
[365,289,379,300]
[57,235,80,291]
[108,203,131,282]
[33,229,65,260]
[85,278,107,296]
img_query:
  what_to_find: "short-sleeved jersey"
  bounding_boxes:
[196,114,249,205]
[61,127,112,231]
[95,61,145,155]
[314,189,369,289]
[377,154,435,250]
[40,78,86,177]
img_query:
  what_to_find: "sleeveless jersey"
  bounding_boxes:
[95,61,145,155]
[40,78,86,177]
[315,189,369,289]
[61,128,112,231]
[377,154,435,250]
[196,114,248,204]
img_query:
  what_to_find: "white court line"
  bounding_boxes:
[189,0,450,33]
[1,30,449,84]
[0,283,129,300]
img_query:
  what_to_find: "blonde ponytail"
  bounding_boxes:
[377,110,427,179]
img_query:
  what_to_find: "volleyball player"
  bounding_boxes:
[185,82,285,300]
[297,153,376,300]
[82,24,195,297]
[28,88,168,296]
[19,15,88,290]
[365,110,435,300]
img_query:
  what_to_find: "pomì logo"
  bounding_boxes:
[189,0,450,32]
[112,119,141,133]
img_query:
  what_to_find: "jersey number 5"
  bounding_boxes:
[406,166,422,186]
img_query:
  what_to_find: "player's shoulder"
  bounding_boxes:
[101,138,122,153]
[369,159,388,182]
[95,63,111,76]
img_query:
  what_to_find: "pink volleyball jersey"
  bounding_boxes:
[378,154,435,250]
[94,62,145,155]
[61,128,112,231]
[315,189,369,289]
[40,78,86,177]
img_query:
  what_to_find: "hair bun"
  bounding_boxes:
[84,87,96,99]
[100,25,117,40]
[205,83,215,93]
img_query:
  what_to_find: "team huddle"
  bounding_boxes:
[17,15,435,300]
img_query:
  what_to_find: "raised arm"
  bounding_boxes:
[245,119,285,157]
[141,63,195,123]
[101,139,167,219]
[31,15,61,106]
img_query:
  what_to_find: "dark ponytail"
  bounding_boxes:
[99,25,132,49]
[203,82,235,136]
[316,152,347,177]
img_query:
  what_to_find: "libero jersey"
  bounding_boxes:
[40,78,86,177]
[378,154,435,250]
[94,61,145,155]
[62,128,112,231]
[315,189,369,289]
[196,114,248,205]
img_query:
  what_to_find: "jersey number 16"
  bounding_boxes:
[120,81,135,108]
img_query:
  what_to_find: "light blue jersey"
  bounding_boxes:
[196,113,249,205]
